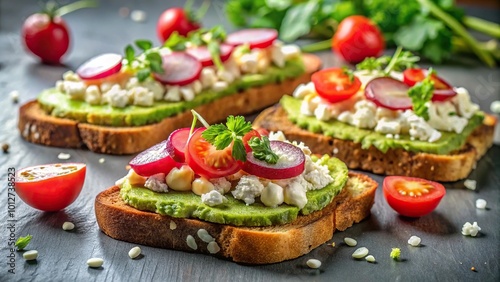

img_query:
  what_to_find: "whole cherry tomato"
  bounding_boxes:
[22,13,70,64]
[332,15,385,64]
[157,7,200,43]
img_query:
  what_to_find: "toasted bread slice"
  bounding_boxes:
[94,172,377,264]
[253,105,496,182]
[18,54,321,155]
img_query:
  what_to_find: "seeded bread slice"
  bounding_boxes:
[94,172,377,264]
[18,54,322,155]
[253,105,496,182]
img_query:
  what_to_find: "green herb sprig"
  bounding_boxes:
[248,136,279,164]
[124,40,164,82]
[15,234,33,251]
[356,47,420,75]
[202,116,252,162]
[407,68,436,120]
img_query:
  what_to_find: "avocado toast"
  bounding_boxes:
[18,28,321,155]
[94,116,377,264]
[253,50,496,182]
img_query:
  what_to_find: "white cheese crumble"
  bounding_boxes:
[475,199,487,209]
[283,180,307,209]
[144,173,168,192]
[231,175,264,205]
[201,190,228,207]
[260,182,284,208]
[210,177,232,194]
[462,221,481,237]
[408,235,421,247]
[57,152,71,160]
[464,179,477,190]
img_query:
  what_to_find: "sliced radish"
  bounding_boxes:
[186,44,234,67]
[166,127,192,163]
[76,53,123,80]
[403,68,457,102]
[129,140,181,177]
[365,77,412,111]
[153,52,202,86]
[225,28,278,49]
[431,88,457,102]
[243,141,305,180]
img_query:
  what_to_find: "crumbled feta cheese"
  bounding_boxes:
[85,85,101,105]
[225,58,241,79]
[130,86,154,106]
[375,107,398,120]
[292,141,311,155]
[464,179,477,190]
[293,82,316,99]
[268,131,287,142]
[180,85,195,101]
[300,95,321,116]
[256,54,270,73]
[314,103,331,121]
[210,177,232,194]
[63,70,80,82]
[200,68,217,89]
[239,52,259,74]
[475,199,487,209]
[142,79,165,100]
[408,235,421,247]
[107,87,129,108]
[217,68,235,83]
[374,118,402,134]
[427,101,468,133]
[408,114,442,142]
[303,161,333,190]
[284,181,307,209]
[126,77,140,89]
[212,81,229,92]
[232,175,265,205]
[337,111,353,124]
[144,173,168,192]
[64,81,86,100]
[201,190,228,207]
[100,82,114,93]
[192,80,203,95]
[260,182,284,208]
[453,87,480,119]
[271,44,285,68]
[164,85,181,102]
[462,221,481,237]
[351,103,377,129]
[55,80,65,92]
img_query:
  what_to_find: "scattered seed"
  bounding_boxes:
[128,246,141,259]
[306,259,322,269]
[464,179,477,190]
[475,199,487,209]
[207,241,220,254]
[130,10,146,22]
[186,235,197,250]
[352,247,369,259]
[98,158,106,164]
[365,255,376,263]
[62,221,75,231]
[490,100,500,114]
[408,235,421,247]
[331,242,336,247]
[10,90,19,103]
[197,229,214,243]
[344,237,357,247]
[58,153,71,160]
[169,221,177,230]
[2,143,9,153]
[23,250,38,261]
[471,266,476,272]
[87,258,104,268]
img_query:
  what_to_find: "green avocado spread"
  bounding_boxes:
[120,155,348,227]
[37,58,305,127]
[280,95,484,155]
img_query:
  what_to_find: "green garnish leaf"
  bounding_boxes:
[408,70,435,120]
[125,45,135,66]
[201,116,253,162]
[390,247,401,260]
[356,47,419,75]
[135,39,153,51]
[15,234,32,250]
[146,52,164,74]
[207,40,223,70]
[163,32,188,51]
[342,66,355,83]
[248,136,279,164]
[356,56,390,72]
[137,69,151,82]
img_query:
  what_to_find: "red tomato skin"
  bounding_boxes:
[332,15,385,64]
[311,68,362,103]
[15,164,86,211]
[22,13,70,64]
[242,129,261,152]
[383,176,446,218]
[157,8,200,43]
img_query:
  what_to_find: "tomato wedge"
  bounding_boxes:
[311,68,361,103]
[166,127,192,163]
[242,129,261,152]
[242,141,305,180]
[186,44,234,67]
[383,176,446,217]
[129,140,181,177]
[185,128,242,178]
[365,77,412,110]
[154,52,202,86]
[403,68,457,102]
[76,53,123,80]
[225,28,278,49]
[15,163,86,211]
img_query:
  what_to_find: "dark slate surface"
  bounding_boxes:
[0,0,499,281]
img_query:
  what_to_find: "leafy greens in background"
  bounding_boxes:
[224,0,500,67]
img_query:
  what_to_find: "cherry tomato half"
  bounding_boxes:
[156,7,200,43]
[383,176,446,217]
[311,68,362,103]
[403,68,457,101]
[242,129,261,152]
[22,13,70,64]
[185,128,242,178]
[332,15,385,64]
[15,163,86,211]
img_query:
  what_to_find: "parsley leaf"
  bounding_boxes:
[408,69,435,120]
[356,47,419,75]
[15,234,32,250]
[248,136,279,164]
[124,45,135,66]
[201,116,253,162]
[135,39,153,51]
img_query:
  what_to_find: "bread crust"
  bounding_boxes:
[94,172,377,264]
[253,105,496,182]
[18,54,321,155]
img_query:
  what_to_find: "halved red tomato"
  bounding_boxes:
[185,128,242,178]
[383,176,446,217]
[403,68,457,101]
[311,68,361,103]
[242,129,261,152]
[15,163,86,211]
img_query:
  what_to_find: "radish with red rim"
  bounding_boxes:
[186,44,234,67]
[365,77,412,111]
[403,68,457,102]
[76,53,123,80]
[243,141,305,180]
[154,52,202,86]
[129,140,181,177]
[166,127,192,163]
[225,28,278,49]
